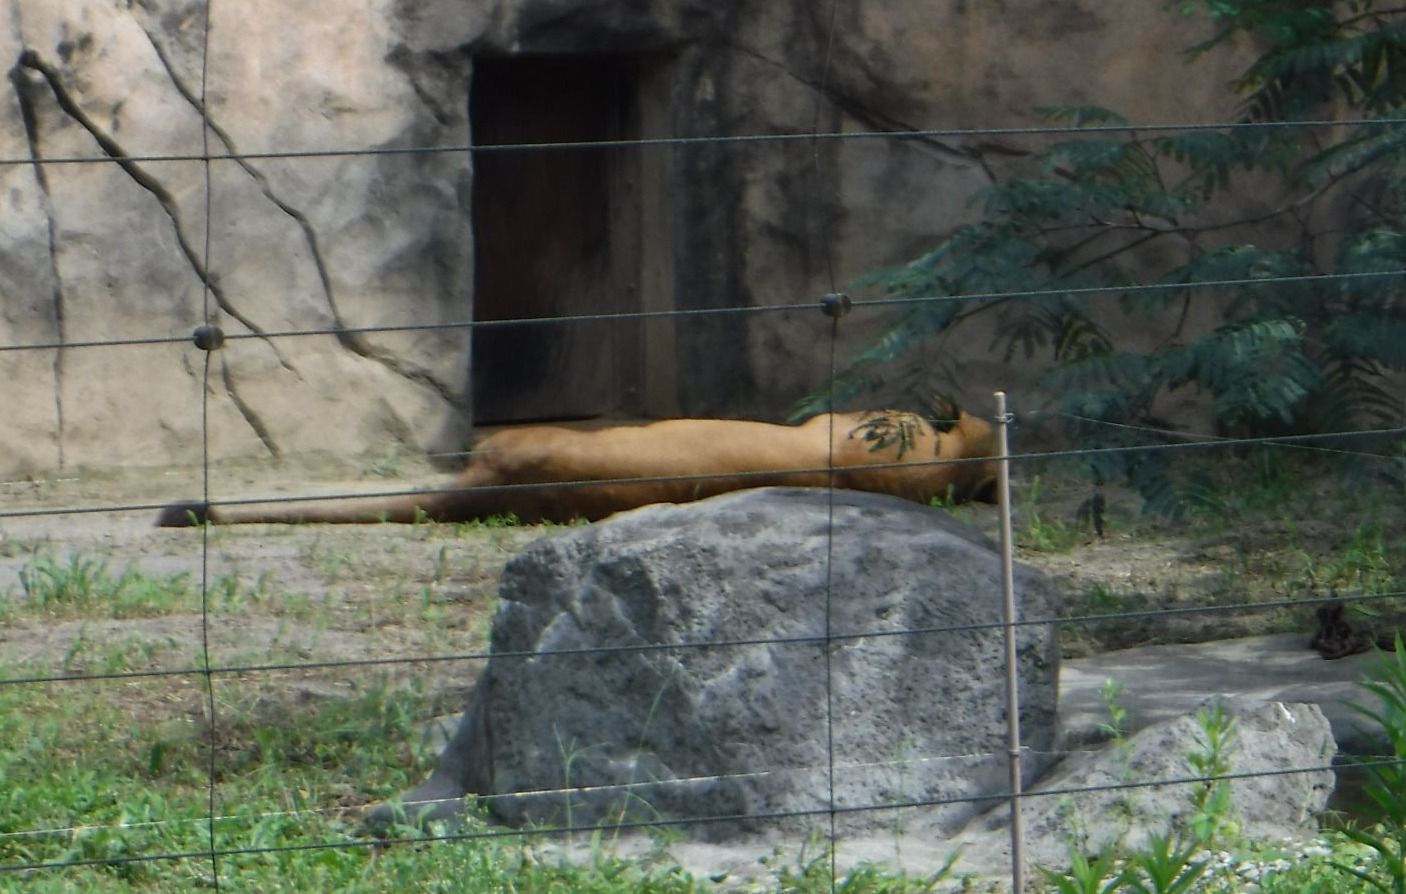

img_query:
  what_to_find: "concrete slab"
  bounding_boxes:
[1060,633,1393,754]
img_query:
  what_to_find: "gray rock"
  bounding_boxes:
[950,699,1336,876]
[1060,634,1395,755]
[506,700,1335,890]
[374,487,1061,840]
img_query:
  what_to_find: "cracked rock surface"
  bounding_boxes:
[2,0,473,476]
[0,1,1250,479]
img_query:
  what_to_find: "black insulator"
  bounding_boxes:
[819,292,851,319]
[192,324,225,352]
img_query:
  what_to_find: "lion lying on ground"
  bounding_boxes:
[154,410,1000,527]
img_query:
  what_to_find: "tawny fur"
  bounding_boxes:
[155,411,999,527]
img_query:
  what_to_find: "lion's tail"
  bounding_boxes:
[153,488,491,527]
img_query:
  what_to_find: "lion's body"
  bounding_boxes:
[155,411,999,526]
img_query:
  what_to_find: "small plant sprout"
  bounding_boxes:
[1185,701,1238,846]
[1098,677,1129,745]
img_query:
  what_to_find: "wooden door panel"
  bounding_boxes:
[471,57,631,422]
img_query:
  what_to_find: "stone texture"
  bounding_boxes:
[1060,633,1399,756]
[0,1,1254,478]
[373,487,1061,840]
[952,699,1337,873]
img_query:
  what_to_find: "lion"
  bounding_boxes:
[154,409,1000,527]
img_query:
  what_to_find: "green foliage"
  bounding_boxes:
[819,1,1406,513]
[1337,637,1406,894]
[1115,833,1209,894]
[1314,517,1399,595]
[1097,677,1130,744]
[1037,850,1126,894]
[1017,476,1081,552]
[17,551,192,617]
[1184,702,1239,844]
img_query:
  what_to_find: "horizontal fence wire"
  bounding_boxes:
[0,745,1071,845]
[5,266,1406,357]
[3,753,1395,876]
[7,33,1406,885]
[3,424,1403,524]
[5,329,1403,869]
[5,585,1404,690]
[5,746,1393,853]
[3,111,1406,169]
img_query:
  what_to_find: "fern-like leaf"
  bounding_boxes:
[1164,319,1320,426]
[1301,124,1406,185]
[1327,311,1406,369]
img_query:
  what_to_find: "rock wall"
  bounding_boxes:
[0,1,1251,478]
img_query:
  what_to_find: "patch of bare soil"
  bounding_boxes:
[994,464,1400,658]
[0,455,1384,720]
[0,456,542,713]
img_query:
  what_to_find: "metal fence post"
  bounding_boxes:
[995,390,1026,892]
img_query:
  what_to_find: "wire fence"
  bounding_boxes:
[3,4,1406,892]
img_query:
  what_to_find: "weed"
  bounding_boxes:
[21,552,118,606]
[208,569,277,609]
[1097,678,1129,746]
[1116,832,1208,894]
[1184,701,1238,844]
[927,483,960,509]
[1315,519,1398,596]
[768,828,958,892]
[1197,447,1298,520]
[315,549,349,585]
[1038,849,1125,894]
[886,735,920,858]
[432,544,451,584]
[1085,584,1134,615]
[452,512,524,534]
[17,551,192,617]
[0,534,45,559]
[605,679,674,845]
[1019,476,1079,553]
[94,635,176,675]
[555,728,587,841]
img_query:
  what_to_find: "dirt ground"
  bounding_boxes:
[0,452,1356,697]
[0,455,543,720]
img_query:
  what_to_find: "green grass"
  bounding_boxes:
[0,672,479,891]
[1017,476,1084,553]
[0,638,949,893]
[16,551,193,618]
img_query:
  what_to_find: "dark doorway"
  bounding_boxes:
[469,55,641,423]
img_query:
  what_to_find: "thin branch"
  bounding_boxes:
[1061,230,1170,281]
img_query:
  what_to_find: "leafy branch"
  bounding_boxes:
[805,0,1406,512]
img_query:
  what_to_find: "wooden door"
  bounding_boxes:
[470,56,637,422]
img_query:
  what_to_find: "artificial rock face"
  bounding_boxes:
[376,487,1061,840]
[965,698,1336,871]
[1,1,1249,478]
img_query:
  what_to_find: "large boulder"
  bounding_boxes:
[376,487,1061,840]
